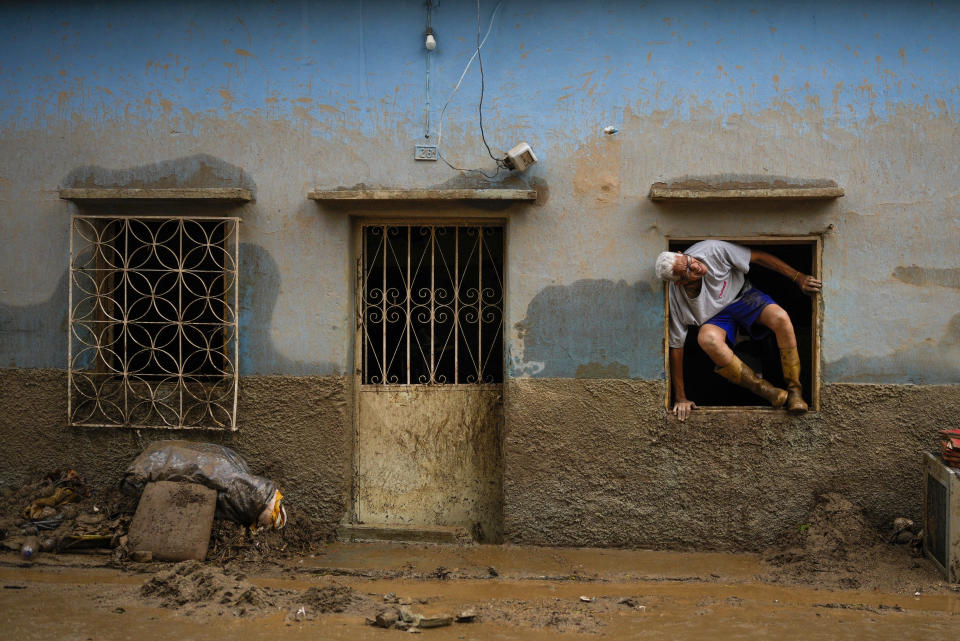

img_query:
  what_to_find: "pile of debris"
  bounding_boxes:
[140,560,287,616]
[0,469,134,559]
[0,442,327,564]
[364,593,479,632]
[762,493,926,591]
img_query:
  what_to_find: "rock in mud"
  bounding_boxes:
[374,609,399,628]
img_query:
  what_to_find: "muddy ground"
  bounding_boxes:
[0,475,958,639]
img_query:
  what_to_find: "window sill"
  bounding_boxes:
[649,181,843,201]
[308,188,537,202]
[677,406,819,415]
[59,187,252,202]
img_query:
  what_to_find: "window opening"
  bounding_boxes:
[361,224,504,385]
[69,215,239,429]
[667,239,817,409]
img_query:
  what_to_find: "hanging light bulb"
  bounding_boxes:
[425,27,437,51]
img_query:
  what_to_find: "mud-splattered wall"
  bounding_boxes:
[0,1,958,547]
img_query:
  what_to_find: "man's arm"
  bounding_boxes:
[749,250,822,294]
[669,346,696,421]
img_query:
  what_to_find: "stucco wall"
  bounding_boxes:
[504,379,960,550]
[0,369,352,530]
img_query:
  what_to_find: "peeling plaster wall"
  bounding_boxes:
[1,1,958,380]
[0,1,958,544]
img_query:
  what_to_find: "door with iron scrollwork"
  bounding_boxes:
[354,222,504,541]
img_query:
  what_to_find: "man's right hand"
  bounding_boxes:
[672,400,697,421]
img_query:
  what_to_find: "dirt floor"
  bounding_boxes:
[1,475,958,639]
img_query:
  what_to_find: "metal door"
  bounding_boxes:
[354,223,504,541]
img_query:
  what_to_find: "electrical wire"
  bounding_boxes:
[475,0,500,163]
[435,0,504,161]
[424,0,433,140]
[437,151,504,179]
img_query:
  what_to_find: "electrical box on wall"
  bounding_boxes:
[504,142,537,172]
[923,451,960,582]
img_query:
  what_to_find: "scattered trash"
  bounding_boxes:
[60,534,113,552]
[399,606,420,625]
[20,535,38,559]
[579,595,594,602]
[603,125,618,134]
[888,517,916,545]
[455,608,477,622]
[617,596,646,610]
[418,615,453,628]
[430,566,452,580]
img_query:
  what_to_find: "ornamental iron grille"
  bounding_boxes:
[68,215,240,430]
[361,224,504,385]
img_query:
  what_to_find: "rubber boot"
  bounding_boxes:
[779,347,809,414]
[715,355,788,408]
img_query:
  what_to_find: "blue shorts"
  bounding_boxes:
[704,288,777,345]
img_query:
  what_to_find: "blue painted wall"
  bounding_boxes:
[3,2,958,130]
[1,1,958,383]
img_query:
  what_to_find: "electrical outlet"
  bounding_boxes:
[415,145,438,161]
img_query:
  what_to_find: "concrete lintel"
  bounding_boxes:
[337,523,474,544]
[308,188,537,202]
[649,184,844,201]
[59,187,253,202]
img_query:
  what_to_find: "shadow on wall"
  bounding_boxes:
[61,154,255,192]
[511,279,664,379]
[0,246,338,375]
[238,243,339,376]
[0,272,68,368]
[825,313,960,383]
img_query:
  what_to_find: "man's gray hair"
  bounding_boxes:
[655,251,682,282]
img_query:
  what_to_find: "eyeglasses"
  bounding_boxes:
[677,255,697,280]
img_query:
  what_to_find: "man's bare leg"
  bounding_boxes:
[697,323,787,407]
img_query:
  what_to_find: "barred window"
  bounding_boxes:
[361,224,504,385]
[69,216,239,429]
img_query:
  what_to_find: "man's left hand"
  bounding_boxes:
[796,274,821,294]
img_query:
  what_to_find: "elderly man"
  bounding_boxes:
[655,240,821,421]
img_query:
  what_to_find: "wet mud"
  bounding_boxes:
[2,532,958,641]
[2,473,958,639]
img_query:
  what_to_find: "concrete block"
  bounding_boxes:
[128,481,217,562]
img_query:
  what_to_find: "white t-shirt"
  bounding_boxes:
[667,240,752,348]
